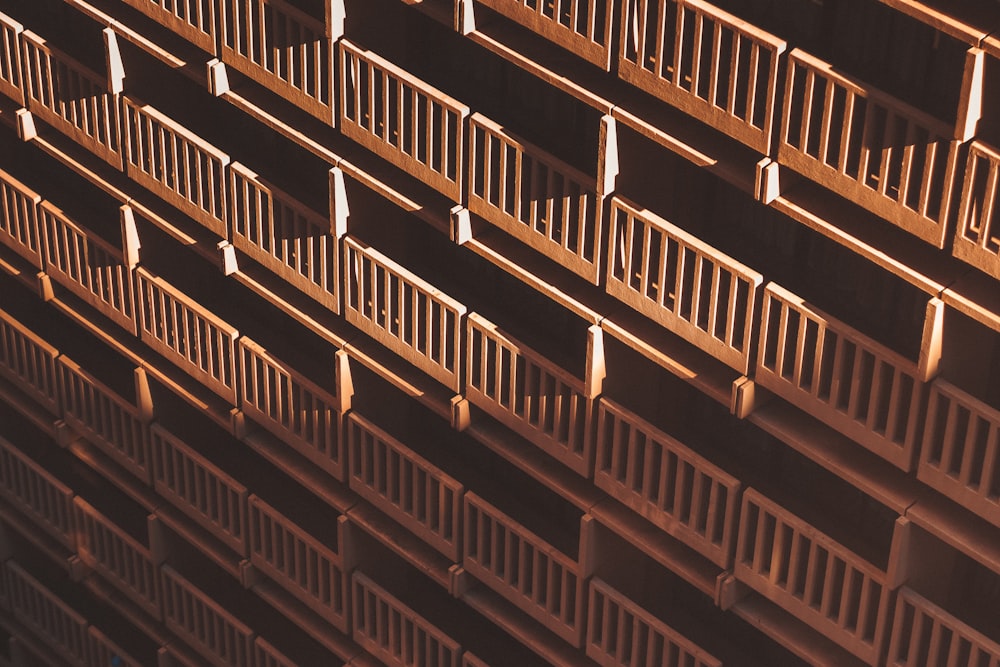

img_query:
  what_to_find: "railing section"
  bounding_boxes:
[469,113,602,284]
[352,571,462,667]
[88,627,143,667]
[466,313,592,476]
[756,283,923,471]
[137,268,240,404]
[151,424,249,555]
[20,31,123,168]
[123,98,230,237]
[0,436,75,548]
[778,49,960,248]
[0,12,22,102]
[238,337,343,480]
[919,380,1000,530]
[0,167,43,269]
[344,237,466,391]
[39,202,136,333]
[119,0,216,52]
[735,489,891,665]
[464,492,585,646]
[607,196,762,372]
[587,578,721,667]
[248,494,347,630]
[594,398,740,567]
[57,356,150,482]
[953,141,1000,279]
[619,0,786,153]
[229,163,338,310]
[347,412,464,561]
[161,565,255,667]
[253,638,297,667]
[219,0,331,121]
[478,0,614,69]
[0,308,60,413]
[886,587,1000,667]
[339,40,469,202]
[74,498,161,618]
[4,561,89,665]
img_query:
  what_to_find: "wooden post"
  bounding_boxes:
[330,166,349,238]
[15,109,36,141]
[450,205,472,245]
[918,297,944,382]
[955,47,984,142]
[120,205,141,268]
[104,28,125,95]
[326,0,346,39]
[207,59,230,96]
[456,0,476,35]
[597,114,619,197]
[335,349,354,413]
[585,324,606,399]
[134,366,154,423]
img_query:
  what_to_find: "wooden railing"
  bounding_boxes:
[229,163,338,310]
[735,489,891,665]
[88,627,143,667]
[953,141,1000,279]
[137,268,240,404]
[756,283,923,471]
[352,571,462,667]
[778,49,960,248]
[0,12,22,103]
[57,356,151,482]
[344,237,466,391]
[919,380,1000,529]
[469,113,602,284]
[0,167,43,269]
[4,561,89,665]
[594,399,740,567]
[338,40,469,202]
[347,412,464,561]
[619,0,786,153]
[123,98,230,237]
[151,424,249,555]
[466,313,592,476]
[587,578,721,667]
[238,337,343,480]
[248,494,346,629]
[20,31,123,168]
[120,0,216,52]
[886,587,1000,667]
[0,308,60,414]
[0,436,75,548]
[254,638,296,667]
[161,565,255,667]
[607,196,762,373]
[74,498,161,618]
[219,0,331,121]
[464,492,585,646]
[478,0,614,69]
[39,202,136,334]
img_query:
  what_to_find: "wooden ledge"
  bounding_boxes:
[906,489,1000,577]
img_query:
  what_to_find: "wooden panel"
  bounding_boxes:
[20,31,123,169]
[469,113,602,285]
[586,578,721,667]
[756,283,924,471]
[4,561,89,666]
[338,40,469,202]
[0,12,22,103]
[151,423,249,555]
[477,0,614,70]
[463,492,585,646]
[0,307,59,414]
[735,489,892,665]
[219,0,332,121]
[136,268,240,405]
[466,312,593,476]
[619,0,786,153]
[886,587,1000,667]
[0,167,43,269]
[351,570,462,667]
[778,49,960,248]
[594,398,740,567]
[123,98,230,237]
[38,201,137,334]
[343,236,466,392]
[238,337,343,480]
[919,379,1000,530]
[229,162,338,310]
[119,0,216,52]
[0,435,75,549]
[57,356,150,482]
[606,196,762,373]
[953,141,1000,279]
[74,497,161,618]
[347,412,464,561]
